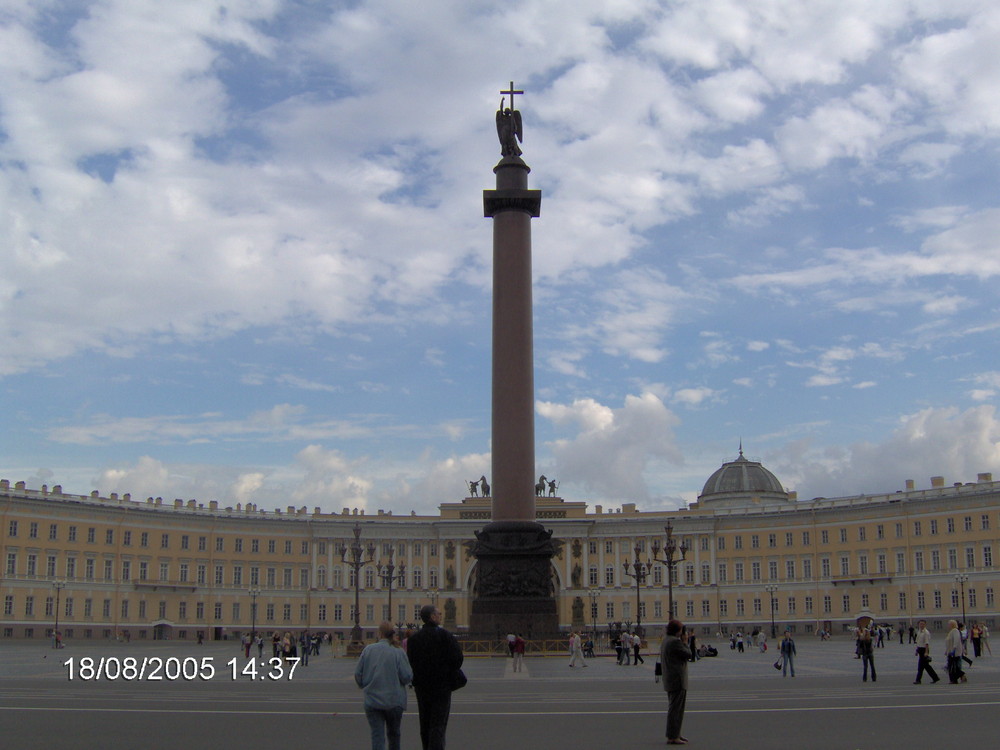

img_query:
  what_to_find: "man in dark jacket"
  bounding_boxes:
[406,604,464,750]
[660,619,692,745]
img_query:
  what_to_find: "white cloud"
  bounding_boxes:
[771,405,1000,499]
[538,392,683,502]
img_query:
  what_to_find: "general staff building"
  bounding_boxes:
[2,451,998,641]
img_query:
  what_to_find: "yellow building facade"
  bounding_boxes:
[2,454,998,642]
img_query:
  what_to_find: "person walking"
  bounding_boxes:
[660,620,692,745]
[355,622,413,750]
[634,632,645,665]
[945,619,967,684]
[512,634,525,672]
[913,619,939,684]
[620,631,632,665]
[407,604,465,750]
[981,622,992,655]
[858,626,876,682]
[779,631,796,677]
[568,631,587,668]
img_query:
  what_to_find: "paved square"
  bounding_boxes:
[2,636,997,749]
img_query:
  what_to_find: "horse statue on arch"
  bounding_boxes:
[535,475,547,496]
[479,475,491,497]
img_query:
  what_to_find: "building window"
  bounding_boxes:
[823,595,832,614]
[751,562,761,581]
[898,592,907,610]
[858,555,868,575]
[877,554,887,574]
[876,524,884,539]
[605,602,614,620]
[840,557,849,576]
[686,601,694,617]
[768,533,776,548]
[161,533,169,548]
[267,568,277,587]
[964,516,973,531]
[858,527,866,541]
[933,591,942,609]
[719,599,728,617]
[966,547,975,568]
[605,565,614,586]
[913,521,922,536]
[981,514,991,531]
[734,562,744,582]
[929,519,938,535]
[605,541,614,555]
[915,552,924,572]
[896,552,905,573]
[139,532,148,547]
[752,598,762,615]
[588,541,597,555]
[734,535,743,550]
[804,596,813,614]
[786,560,795,579]
[717,563,727,583]
[821,530,829,544]
[751,535,760,549]
[235,539,243,553]
[589,565,599,586]
[30,522,38,538]
[802,531,810,546]
[968,589,977,608]
[787,597,796,614]
[861,593,869,608]
[768,561,778,579]
[251,539,259,553]
[947,549,956,569]
[839,528,847,543]
[736,598,745,616]
[842,594,851,613]
[785,532,793,547]
[984,546,993,568]
[717,536,726,551]
[105,529,114,545]
[802,559,812,579]
[701,563,711,584]
[917,591,925,610]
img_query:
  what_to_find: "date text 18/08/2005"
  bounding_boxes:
[63,656,301,681]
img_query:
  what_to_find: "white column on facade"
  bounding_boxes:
[564,537,573,591]
[327,538,334,589]
[311,539,318,589]
[453,537,463,592]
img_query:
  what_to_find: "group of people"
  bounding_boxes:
[728,629,768,653]
[613,630,644,665]
[354,605,464,750]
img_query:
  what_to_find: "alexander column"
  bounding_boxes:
[469,83,560,638]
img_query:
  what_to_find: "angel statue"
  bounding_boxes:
[496,97,523,158]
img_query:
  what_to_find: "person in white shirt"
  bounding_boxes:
[913,620,939,684]
[945,620,967,683]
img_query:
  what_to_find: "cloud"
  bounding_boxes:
[770,405,1000,498]
[538,392,683,502]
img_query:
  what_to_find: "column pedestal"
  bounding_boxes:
[468,521,561,639]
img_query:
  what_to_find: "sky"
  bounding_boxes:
[3,0,1000,516]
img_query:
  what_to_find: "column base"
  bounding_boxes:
[468,521,561,640]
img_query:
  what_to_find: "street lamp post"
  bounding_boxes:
[650,520,688,621]
[340,523,376,647]
[623,543,649,637]
[248,586,261,641]
[376,545,406,625]
[765,584,778,638]
[955,574,969,626]
[52,580,66,648]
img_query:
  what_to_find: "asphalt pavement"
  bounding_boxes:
[1,634,997,749]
